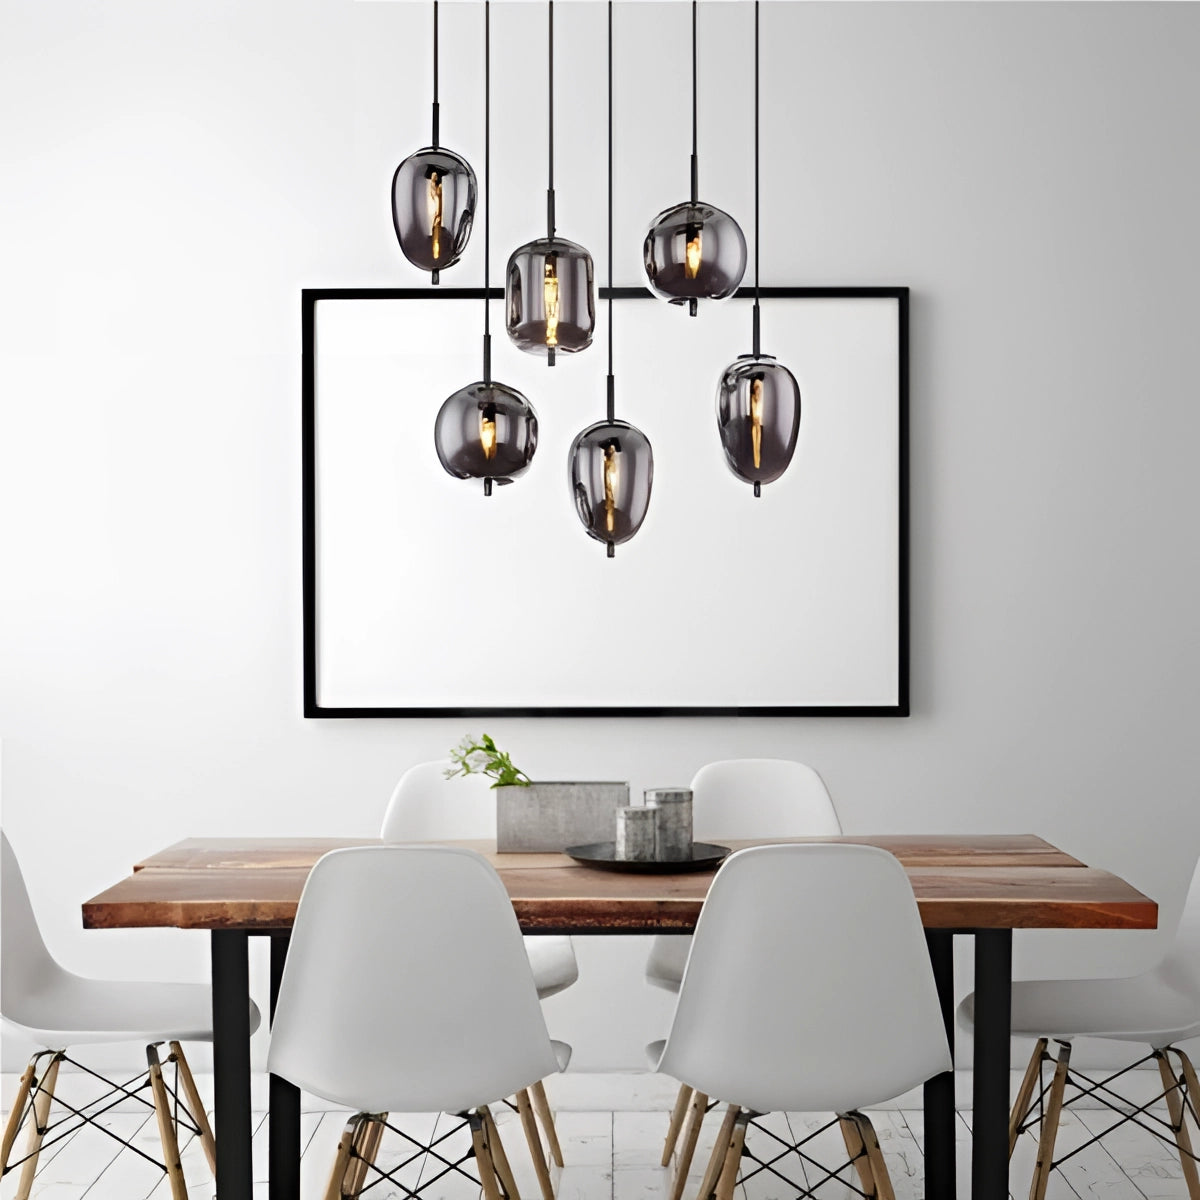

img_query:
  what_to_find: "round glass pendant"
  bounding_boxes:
[506,238,595,362]
[716,354,801,496]
[392,148,477,280]
[643,201,747,311]
[435,381,538,495]
[569,420,653,556]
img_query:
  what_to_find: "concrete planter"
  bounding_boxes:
[496,781,630,853]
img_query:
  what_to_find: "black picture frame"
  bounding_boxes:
[302,286,909,718]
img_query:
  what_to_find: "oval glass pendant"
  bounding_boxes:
[392,148,477,280]
[569,420,653,556]
[435,381,538,494]
[716,355,801,496]
[506,238,595,363]
[643,201,747,312]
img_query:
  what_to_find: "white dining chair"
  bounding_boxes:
[379,760,577,1193]
[649,758,841,1191]
[651,843,951,1200]
[960,857,1200,1200]
[268,844,568,1200]
[1,831,261,1200]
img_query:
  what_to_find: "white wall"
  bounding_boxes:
[2,0,1198,1074]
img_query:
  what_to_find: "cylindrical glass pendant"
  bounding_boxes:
[506,237,595,362]
[643,201,747,311]
[715,354,801,495]
[435,381,538,494]
[568,420,653,555]
[392,148,477,280]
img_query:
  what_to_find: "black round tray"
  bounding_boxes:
[563,841,731,874]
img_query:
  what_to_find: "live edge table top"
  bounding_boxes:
[80,835,1158,935]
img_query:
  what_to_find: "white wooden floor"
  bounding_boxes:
[2,1083,1191,1199]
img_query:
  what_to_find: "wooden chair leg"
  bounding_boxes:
[1,1058,37,1174]
[482,1105,522,1200]
[167,1041,217,1176]
[471,1113,505,1200]
[148,1044,189,1200]
[668,1091,708,1200]
[530,1079,564,1168]
[516,1089,555,1200]
[661,1083,693,1166]
[853,1112,896,1200]
[1011,1038,1048,1157]
[1157,1050,1200,1200]
[342,1112,387,1199]
[1029,1041,1071,1200]
[713,1111,748,1200]
[696,1106,740,1200]
[14,1051,63,1200]
[838,1113,877,1197]
[1176,1047,1200,1136]
[324,1115,365,1200]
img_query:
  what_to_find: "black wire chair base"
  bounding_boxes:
[698,1109,887,1200]
[336,1107,517,1200]
[0,1043,206,1182]
[1015,1040,1200,1173]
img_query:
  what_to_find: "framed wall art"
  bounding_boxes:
[303,286,908,716]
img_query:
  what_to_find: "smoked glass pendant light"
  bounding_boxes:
[643,0,746,317]
[392,2,477,283]
[506,1,595,365]
[569,0,653,557]
[435,0,537,495]
[716,0,800,496]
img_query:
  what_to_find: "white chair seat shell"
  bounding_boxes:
[268,846,561,1117]
[960,858,1200,1050]
[1,831,261,1048]
[961,971,1200,1049]
[645,936,689,994]
[526,938,579,1001]
[4,978,259,1047]
[645,759,843,994]
[657,844,951,1116]
[381,761,580,1003]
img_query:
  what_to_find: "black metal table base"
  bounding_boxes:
[209,926,1014,1200]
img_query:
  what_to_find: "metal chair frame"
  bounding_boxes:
[1,1042,211,1198]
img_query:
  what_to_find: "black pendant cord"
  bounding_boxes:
[752,0,761,357]
[431,0,440,147]
[547,0,556,239]
[482,0,491,384]
[689,0,698,203]
[606,0,615,424]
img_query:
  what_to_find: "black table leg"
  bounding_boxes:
[972,929,1012,1200]
[924,930,956,1200]
[269,932,301,1200]
[212,930,253,1200]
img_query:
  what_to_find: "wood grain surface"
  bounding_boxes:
[85,835,1156,934]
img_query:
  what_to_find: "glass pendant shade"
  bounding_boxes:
[643,201,747,307]
[506,238,595,358]
[569,420,653,554]
[392,148,477,277]
[435,381,538,489]
[716,354,801,493]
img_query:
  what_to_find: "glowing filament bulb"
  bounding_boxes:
[684,226,702,280]
[603,442,619,534]
[750,376,764,470]
[543,257,560,347]
[428,169,444,261]
[479,403,497,461]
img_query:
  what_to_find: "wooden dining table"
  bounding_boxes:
[82,834,1158,1200]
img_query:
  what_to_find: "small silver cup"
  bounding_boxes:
[645,788,694,861]
[615,806,657,861]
